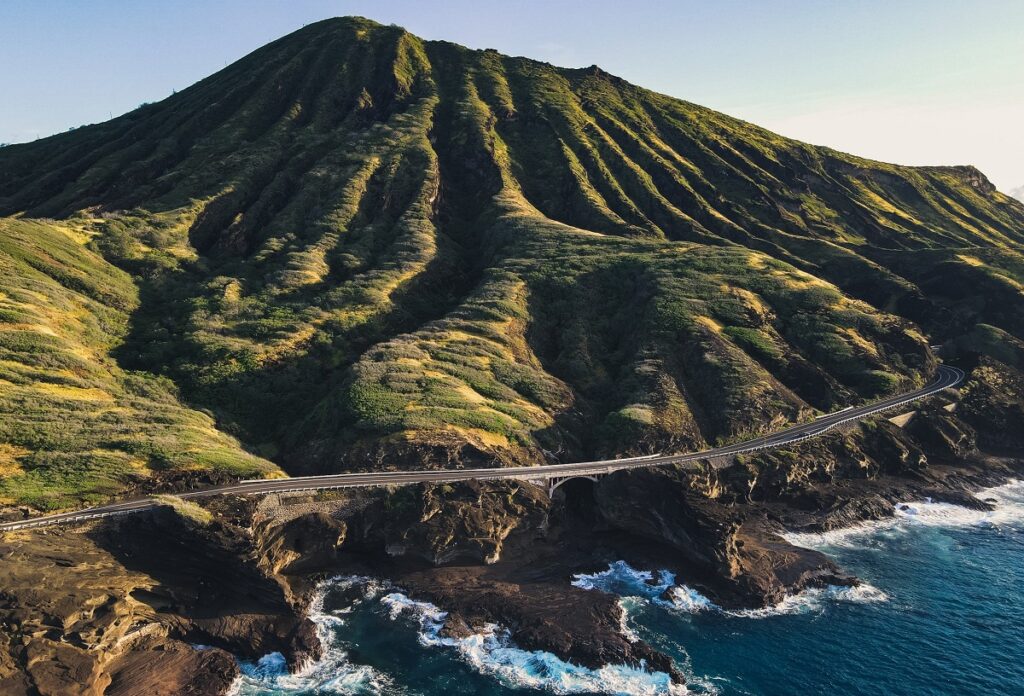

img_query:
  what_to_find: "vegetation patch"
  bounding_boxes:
[152,494,214,526]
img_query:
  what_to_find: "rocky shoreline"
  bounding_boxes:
[2,360,1023,694]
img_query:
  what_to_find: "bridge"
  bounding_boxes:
[0,365,964,532]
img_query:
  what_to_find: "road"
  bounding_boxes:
[0,365,964,532]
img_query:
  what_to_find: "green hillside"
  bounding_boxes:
[0,219,282,510]
[1,16,1022,508]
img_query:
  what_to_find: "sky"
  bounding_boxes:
[2,0,1023,192]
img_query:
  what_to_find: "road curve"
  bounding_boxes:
[0,365,964,532]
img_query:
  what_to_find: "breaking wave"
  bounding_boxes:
[571,561,887,622]
[784,479,1024,550]
[380,589,688,695]
[709,583,888,618]
[228,577,393,695]
[572,560,676,599]
[230,574,687,695]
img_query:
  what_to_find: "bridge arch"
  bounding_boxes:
[546,475,602,523]
[547,475,601,498]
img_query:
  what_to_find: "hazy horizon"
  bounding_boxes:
[2,0,1022,192]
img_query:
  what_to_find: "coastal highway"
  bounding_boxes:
[0,365,964,532]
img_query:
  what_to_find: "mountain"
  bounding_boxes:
[1,16,1024,511]
[4,17,1024,694]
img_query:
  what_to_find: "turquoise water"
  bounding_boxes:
[230,481,1024,696]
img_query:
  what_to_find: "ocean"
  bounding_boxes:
[228,480,1024,696]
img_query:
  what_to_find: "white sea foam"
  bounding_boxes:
[573,561,887,622]
[572,562,693,640]
[663,579,887,618]
[232,574,689,695]
[381,589,689,695]
[227,576,393,695]
[616,596,645,643]
[572,560,676,598]
[664,586,719,613]
[784,479,1024,550]
[718,583,888,618]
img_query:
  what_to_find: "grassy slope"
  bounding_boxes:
[0,17,1022,499]
[0,219,281,510]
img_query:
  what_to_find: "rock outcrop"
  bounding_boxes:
[0,504,316,696]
